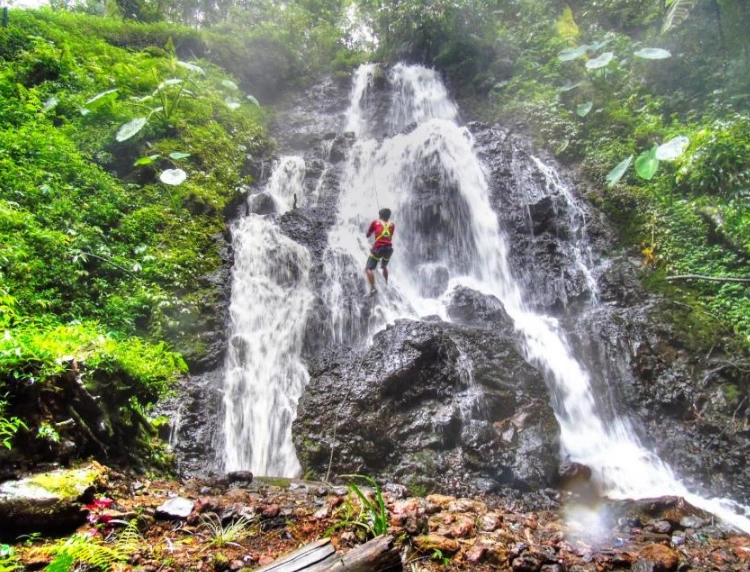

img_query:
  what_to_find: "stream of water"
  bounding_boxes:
[220,63,750,532]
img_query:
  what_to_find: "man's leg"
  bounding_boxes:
[380,247,392,284]
[365,250,379,294]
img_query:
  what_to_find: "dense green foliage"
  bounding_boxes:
[2,0,749,455]
[354,0,750,348]
[0,9,269,453]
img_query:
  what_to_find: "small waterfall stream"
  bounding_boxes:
[219,63,750,531]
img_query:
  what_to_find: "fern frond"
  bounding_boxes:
[663,0,701,32]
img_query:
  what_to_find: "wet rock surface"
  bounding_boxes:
[166,71,750,515]
[294,318,560,495]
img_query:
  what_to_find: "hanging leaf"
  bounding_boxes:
[246,95,260,106]
[663,0,699,32]
[176,61,205,75]
[588,39,612,52]
[224,97,241,110]
[656,135,690,161]
[585,52,614,69]
[84,89,119,110]
[559,81,583,92]
[169,152,191,160]
[635,145,660,180]
[116,117,148,142]
[159,169,187,185]
[221,79,239,90]
[558,45,589,61]
[576,101,593,117]
[155,79,183,92]
[134,154,161,166]
[634,48,672,60]
[606,155,633,187]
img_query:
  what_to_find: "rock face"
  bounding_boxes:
[169,68,750,512]
[0,464,104,540]
[294,318,560,494]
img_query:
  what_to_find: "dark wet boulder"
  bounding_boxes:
[447,286,513,330]
[278,209,329,261]
[293,319,559,495]
[249,191,277,215]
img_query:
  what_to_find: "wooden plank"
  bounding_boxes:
[253,538,337,572]
[338,535,402,572]
[253,535,402,572]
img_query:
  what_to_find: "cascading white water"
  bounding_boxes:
[323,63,750,532]
[221,157,313,476]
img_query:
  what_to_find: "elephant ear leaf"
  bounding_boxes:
[635,145,660,180]
[606,155,633,187]
[116,117,148,142]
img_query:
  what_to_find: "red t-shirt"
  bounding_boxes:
[367,220,395,248]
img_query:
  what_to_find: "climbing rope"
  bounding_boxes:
[325,352,367,483]
[373,164,381,210]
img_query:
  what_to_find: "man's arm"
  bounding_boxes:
[390,222,395,238]
[366,221,375,238]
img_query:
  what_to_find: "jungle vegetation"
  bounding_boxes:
[1,0,748,455]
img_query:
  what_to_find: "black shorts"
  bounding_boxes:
[366,245,393,270]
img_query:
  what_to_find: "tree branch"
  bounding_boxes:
[666,274,750,284]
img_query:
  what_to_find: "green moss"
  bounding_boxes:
[29,464,106,500]
[255,476,292,489]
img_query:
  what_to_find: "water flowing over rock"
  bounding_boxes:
[165,62,750,533]
[294,319,560,493]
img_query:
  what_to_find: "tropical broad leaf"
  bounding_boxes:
[246,95,260,106]
[635,145,660,180]
[116,117,148,142]
[634,48,672,59]
[558,45,589,61]
[606,155,633,187]
[169,152,191,160]
[83,89,119,112]
[221,79,239,90]
[160,169,187,185]
[656,135,690,161]
[588,38,612,52]
[663,0,699,32]
[134,154,161,166]
[155,79,183,92]
[586,52,614,69]
[224,97,241,110]
[560,81,583,92]
[576,101,593,117]
[177,61,205,75]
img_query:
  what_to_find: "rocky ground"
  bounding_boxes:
[3,464,750,571]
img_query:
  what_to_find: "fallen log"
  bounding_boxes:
[254,535,402,572]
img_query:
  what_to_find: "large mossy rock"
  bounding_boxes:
[293,314,560,495]
[0,463,106,540]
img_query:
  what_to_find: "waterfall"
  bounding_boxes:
[217,62,750,532]
[220,158,313,477]
[322,63,750,532]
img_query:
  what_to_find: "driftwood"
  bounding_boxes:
[254,535,402,572]
[666,274,750,284]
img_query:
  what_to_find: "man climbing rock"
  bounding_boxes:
[365,208,394,296]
